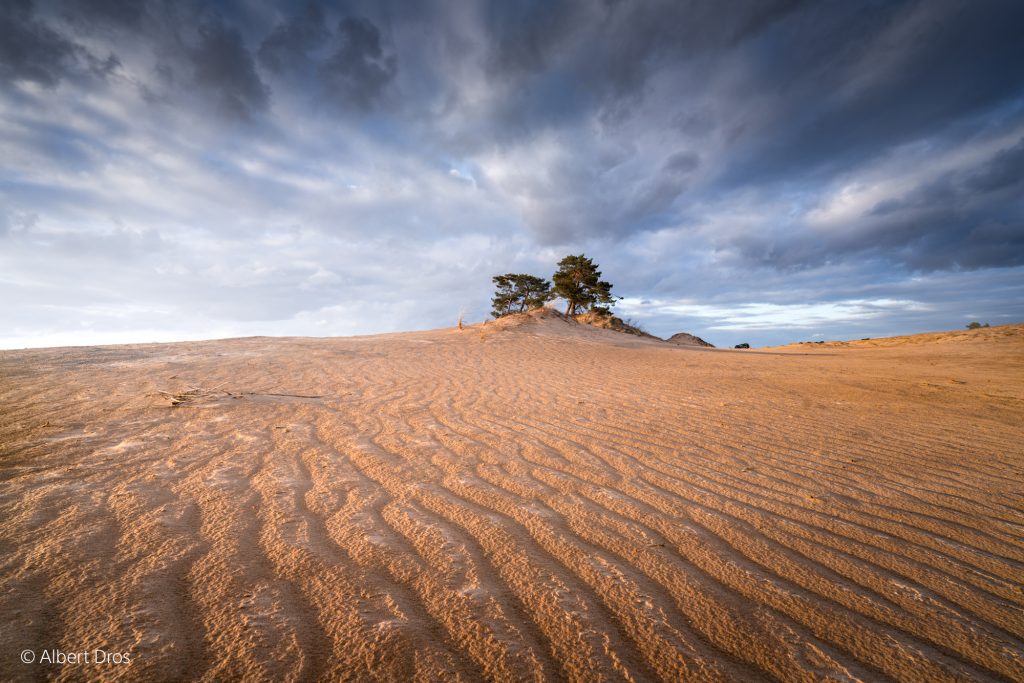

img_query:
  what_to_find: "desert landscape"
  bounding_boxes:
[1,313,1022,682]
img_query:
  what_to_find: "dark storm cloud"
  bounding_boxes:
[663,152,700,175]
[255,5,397,112]
[484,0,805,93]
[258,3,329,75]
[191,18,270,120]
[483,0,582,76]
[864,138,1024,270]
[0,0,91,87]
[461,0,1024,254]
[718,0,1024,188]
[319,15,396,111]
[727,136,1024,273]
[464,0,806,145]
[620,151,703,230]
[964,139,1024,195]
[872,140,1024,219]
[60,0,145,29]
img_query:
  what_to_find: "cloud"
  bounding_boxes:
[483,0,804,101]
[811,136,1024,271]
[319,15,396,111]
[258,2,329,75]
[0,0,86,87]
[619,297,932,331]
[715,1,1024,189]
[61,0,145,30]
[191,18,270,120]
[1,0,1023,349]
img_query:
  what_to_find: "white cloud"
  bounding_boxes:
[618,297,932,330]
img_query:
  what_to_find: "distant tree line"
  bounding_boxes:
[491,254,617,319]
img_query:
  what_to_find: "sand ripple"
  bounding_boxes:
[1,321,1022,681]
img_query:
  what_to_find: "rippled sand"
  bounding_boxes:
[1,316,1022,682]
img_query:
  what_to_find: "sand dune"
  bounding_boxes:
[1,316,1022,682]
[776,323,1023,349]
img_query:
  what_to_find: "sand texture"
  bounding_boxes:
[2,316,1023,682]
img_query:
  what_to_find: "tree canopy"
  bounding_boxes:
[489,254,616,320]
[491,274,553,318]
[551,254,615,318]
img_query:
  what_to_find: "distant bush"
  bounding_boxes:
[966,321,990,329]
[734,343,750,349]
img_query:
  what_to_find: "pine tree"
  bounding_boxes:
[491,274,553,318]
[517,274,553,311]
[552,254,616,317]
[491,275,518,318]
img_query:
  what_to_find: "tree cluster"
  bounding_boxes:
[491,274,553,318]
[491,254,617,319]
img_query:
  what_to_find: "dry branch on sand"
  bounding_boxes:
[154,383,227,406]
[153,384,322,406]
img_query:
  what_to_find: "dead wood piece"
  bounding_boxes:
[153,385,323,406]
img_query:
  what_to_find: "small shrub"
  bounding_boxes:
[623,317,648,334]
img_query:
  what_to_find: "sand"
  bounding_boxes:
[1,315,1022,682]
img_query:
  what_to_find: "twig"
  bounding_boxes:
[230,391,324,399]
[153,384,324,406]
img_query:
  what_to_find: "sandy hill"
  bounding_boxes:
[478,307,660,342]
[773,322,1024,350]
[1,319,1022,681]
[666,331,715,347]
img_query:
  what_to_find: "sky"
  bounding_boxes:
[2,0,1023,349]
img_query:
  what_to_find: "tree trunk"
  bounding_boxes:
[565,300,573,318]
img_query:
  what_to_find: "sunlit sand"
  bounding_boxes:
[2,314,1022,681]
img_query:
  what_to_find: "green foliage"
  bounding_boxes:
[519,275,554,310]
[551,254,616,317]
[489,254,617,320]
[966,321,990,329]
[491,273,553,318]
